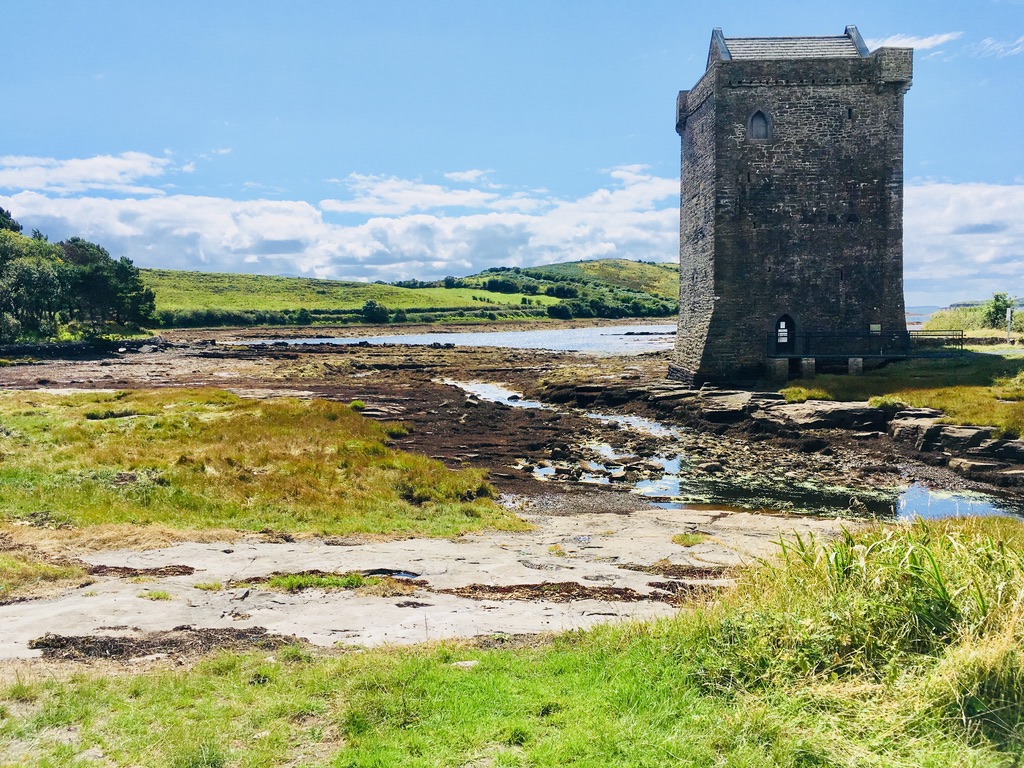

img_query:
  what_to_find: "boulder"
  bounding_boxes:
[758,401,886,431]
[888,412,941,446]
[996,440,1024,463]
[934,425,993,453]
[699,392,753,423]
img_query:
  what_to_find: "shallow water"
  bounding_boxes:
[445,380,1024,521]
[259,324,676,356]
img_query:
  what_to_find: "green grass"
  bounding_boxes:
[141,269,557,313]
[264,572,371,592]
[782,352,1024,436]
[4,517,1024,766]
[672,532,710,547]
[507,259,680,300]
[137,589,173,601]
[0,553,86,600]
[0,388,526,537]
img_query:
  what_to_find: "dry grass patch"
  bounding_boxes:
[0,522,242,558]
[0,552,88,601]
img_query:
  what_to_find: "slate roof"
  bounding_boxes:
[723,35,863,60]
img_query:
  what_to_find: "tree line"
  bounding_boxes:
[0,208,154,342]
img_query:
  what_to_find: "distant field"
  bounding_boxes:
[516,259,679,300]
[141,269,556,312]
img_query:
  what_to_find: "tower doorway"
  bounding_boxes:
[775,315,795,354]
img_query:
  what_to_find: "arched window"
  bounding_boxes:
[749,110,771,141]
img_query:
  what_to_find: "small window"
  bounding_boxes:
[748,110,771,142]
[777,321,789,344]
[869,323,882,335]
[847,107,854,120]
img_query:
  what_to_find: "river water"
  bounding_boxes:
[260,324,677,355]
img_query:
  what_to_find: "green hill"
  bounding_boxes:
[507,259,679,300]
[142,269,553,313]
[140,258,680,329]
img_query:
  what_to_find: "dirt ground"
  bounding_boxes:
[0,323,999,670]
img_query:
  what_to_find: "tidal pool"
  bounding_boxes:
[445,380,1024,521]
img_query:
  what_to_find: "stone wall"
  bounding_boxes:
[672,43,912,383]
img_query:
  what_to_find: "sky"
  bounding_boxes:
[2,1,1023,306]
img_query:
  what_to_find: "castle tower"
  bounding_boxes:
[670,26,913,383]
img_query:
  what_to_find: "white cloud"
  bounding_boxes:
[0,165,680,282]
[973,35,1024,57]
[444,169,494,183]
[904,182,1024,304]
[321,174,504,215]
[865,31,963,50]
[4,154,1017,307]
[0,152,172,195]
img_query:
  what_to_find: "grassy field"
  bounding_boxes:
[514,258,680,300]
[141,269,556,313]
[3,517,1022,766]
[0,389,525,540]
[783,352,1024,437]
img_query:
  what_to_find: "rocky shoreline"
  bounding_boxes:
[533,379,1024,493]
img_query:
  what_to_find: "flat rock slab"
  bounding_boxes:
[0,505,850,659]
[758,401,887,431]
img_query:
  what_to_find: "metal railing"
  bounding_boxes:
[766,330,964,359]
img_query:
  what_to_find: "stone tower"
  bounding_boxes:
[670,26,913,384]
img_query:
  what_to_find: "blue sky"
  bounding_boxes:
[2,1,1023,305]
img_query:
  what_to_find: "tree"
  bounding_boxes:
[982,292,1015,329]
[360,300,391,324]
[59,238,154,327]
[0,208,22,234]
[109,256,156,325]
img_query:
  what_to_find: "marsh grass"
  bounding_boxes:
[782,352,1024,436]
[5,518,1024,766]
[0,552,86,600]
[0,388,525,538]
